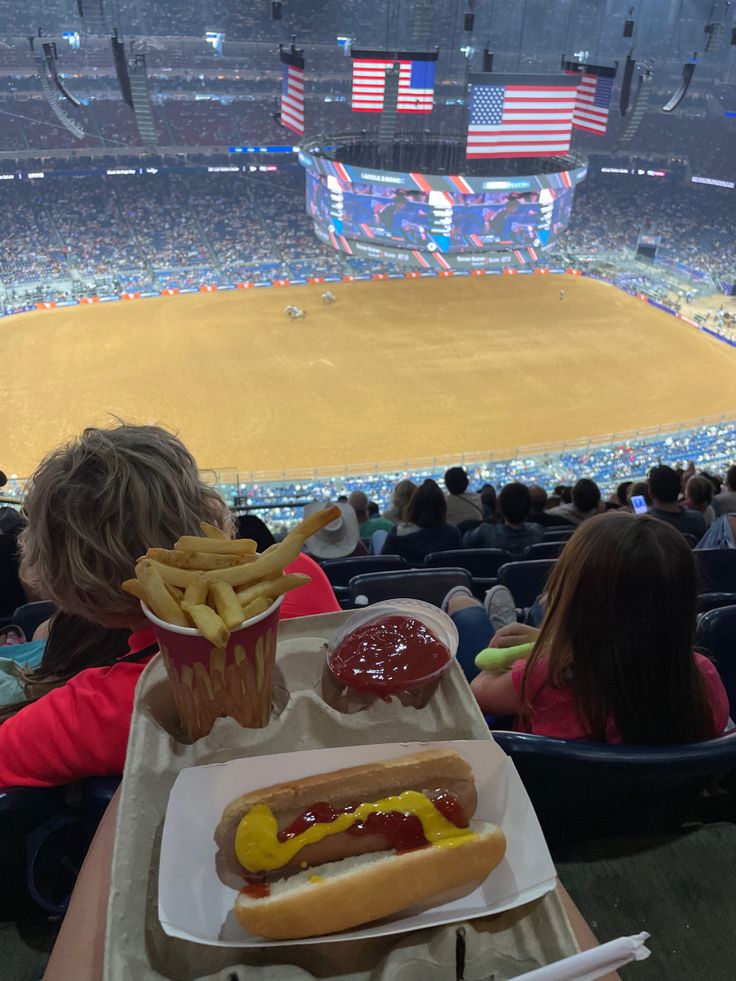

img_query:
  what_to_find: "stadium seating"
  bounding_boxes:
[523,541,567,560]
[0,777,120,918]
[492,729,736,840]
[349,568,473,608]
[497,559,557,608]
[425,548,511,598]
[696,605,736,716]
[320,556,407,604]
[694,549,736,594]
[541,527,576,541]
[12,601,57,640]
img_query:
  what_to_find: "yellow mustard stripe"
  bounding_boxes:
[234,790,475,873]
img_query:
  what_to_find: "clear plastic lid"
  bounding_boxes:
[326,598,459,694]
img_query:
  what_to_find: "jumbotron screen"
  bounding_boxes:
[306,171,575,253]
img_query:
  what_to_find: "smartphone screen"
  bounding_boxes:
[631,495,648,515]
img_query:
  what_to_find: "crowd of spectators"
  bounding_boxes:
[216,420,736,530]
[0,164,733,306]
[561,172,736,284]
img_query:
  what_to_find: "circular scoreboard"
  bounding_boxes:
[299,135,588,271]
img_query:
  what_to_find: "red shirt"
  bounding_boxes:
[0,553,339,788]
[510,653,730,742]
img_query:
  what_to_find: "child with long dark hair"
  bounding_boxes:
[470,512,729,744]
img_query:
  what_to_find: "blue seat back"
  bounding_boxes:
[12,600,57,640]
[498,558,557,608]
[694,548,736,594]
[493,729,736,839]
[696,604,736,716]
[349,567,473,608]
[0,776,120,918]
[542,526,575,541]
[524,541,566,560]
[697,592,736,614]
[424,548,511,579]
[320,554,407,588]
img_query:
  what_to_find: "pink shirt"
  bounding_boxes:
[510,653,730,742]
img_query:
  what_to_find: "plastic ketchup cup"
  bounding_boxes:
[324,599,458,711]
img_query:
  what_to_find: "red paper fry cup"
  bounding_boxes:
[142,595,283,741]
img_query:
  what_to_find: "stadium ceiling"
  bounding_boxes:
[0,0,733,88]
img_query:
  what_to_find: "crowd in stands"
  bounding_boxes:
[1,164,734,306]
[0,428,733,800]
[561,172,736,284]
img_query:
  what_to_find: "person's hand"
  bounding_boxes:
[489,623,541,648]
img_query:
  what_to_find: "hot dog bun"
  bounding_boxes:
[234,821,506,939]
[216,749,478,877]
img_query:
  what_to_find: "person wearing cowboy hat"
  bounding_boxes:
[302,502,368,560]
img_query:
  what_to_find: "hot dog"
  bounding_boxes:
[215,749,506,939]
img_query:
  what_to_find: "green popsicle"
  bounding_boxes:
[474,641,535,673]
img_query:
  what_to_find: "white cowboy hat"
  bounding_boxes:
[302,501,360,560]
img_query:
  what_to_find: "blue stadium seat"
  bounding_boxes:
[12,601,57,640]
[493,729,736,840]
[694,549,736,594]
[498,559,557,608]
[0,776,120,918]
[697,592,736,614]
[524,541,566,560]
[696,605,736,716]
[541,526,576,542]
[320,555,408,589]
[425,548,510,598]
[349,567,473,608]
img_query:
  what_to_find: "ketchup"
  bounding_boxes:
[241,881,270,899]
[429,790,470,829]
[329,615,450,693]
[276,790,468,852]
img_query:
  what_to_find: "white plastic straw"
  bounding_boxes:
[509,932,651,981]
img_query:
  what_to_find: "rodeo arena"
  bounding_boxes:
[1,1,736,980]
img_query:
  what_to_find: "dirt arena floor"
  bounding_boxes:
[2,275,736,478]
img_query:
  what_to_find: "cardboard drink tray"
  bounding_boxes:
[103,611,578,981]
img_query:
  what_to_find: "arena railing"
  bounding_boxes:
[199,411,736,490]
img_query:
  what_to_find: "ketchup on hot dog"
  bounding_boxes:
[329,615,450,693]
[275,790,468,854]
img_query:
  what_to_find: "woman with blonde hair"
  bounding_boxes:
[0,424,338,788]
[382,478,416,523]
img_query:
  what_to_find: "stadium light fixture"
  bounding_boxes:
[205,31,225,55]
[661,61,696,112]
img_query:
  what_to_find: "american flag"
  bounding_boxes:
[279,47,304,136]
[466,73,579,158]
[563,62,616,136]
[351,50,437,113]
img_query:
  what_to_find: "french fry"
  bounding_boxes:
[143,559,197,589]
[183,573,209,607]
[165,582,184,604]
[209,580,247,630]
[235,573,310,608]
[181,603,229,647]
[204,534,303,588]
[174,536,257,556]
[239,596,271,623]
[200,521,227,540]
[122,578,145,601]
[291,504,341,541]
[137,560,190,628]
[146,547,248,571]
